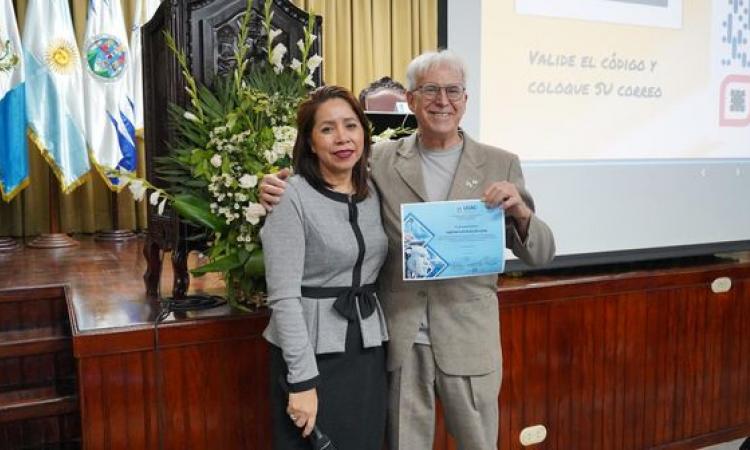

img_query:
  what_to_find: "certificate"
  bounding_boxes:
[401,199,505,280]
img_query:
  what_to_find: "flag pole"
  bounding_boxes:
[0,198,21,252]
[0,197,21,252]
[95,190,136,242]
[27,171,78,248]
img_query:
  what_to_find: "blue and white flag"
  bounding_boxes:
[129,0,161,133]
[83,0,136,191]
[23,0,90,193]
[0,0,27,202]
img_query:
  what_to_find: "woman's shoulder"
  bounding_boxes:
[283,175,312,198]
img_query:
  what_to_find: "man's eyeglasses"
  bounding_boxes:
[413,84,465,101]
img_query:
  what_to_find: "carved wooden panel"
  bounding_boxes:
[141,0,323,299]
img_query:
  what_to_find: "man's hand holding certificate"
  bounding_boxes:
[401,200,505,280]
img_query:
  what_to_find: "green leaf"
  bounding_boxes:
[191,253,243,275]
[172,194,226,233]
[244,248,265,277]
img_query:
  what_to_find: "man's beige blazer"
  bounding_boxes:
[371,132,556,376]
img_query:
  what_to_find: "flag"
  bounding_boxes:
[23,0,90,193]
[83,0,136,191]
[129,0,161,133]
[0,0,27,202]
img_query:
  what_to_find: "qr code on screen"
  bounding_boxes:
[718,0,749,68]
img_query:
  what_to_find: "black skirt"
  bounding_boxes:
[269,321,386,450]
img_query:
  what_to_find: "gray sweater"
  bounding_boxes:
[261,175,389,387]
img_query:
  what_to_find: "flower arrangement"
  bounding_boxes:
[118,0,321,308]
[117,0,412,309]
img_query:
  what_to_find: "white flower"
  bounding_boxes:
[183,112,201,123]
[210,154,222,168]
[297,38,304,52]
[244,203,267,225]
[269,28,282,42]
[306,54,323,71]
[270,43,287,68]
[290,58,302,71]
[239,174,258,189]
[149,191,160,206]
[273,125,297,141]
[264,149,278,164]
[128,180,146,201]
[158,198,168,216]
[373,128,396,144]
[304,74,315,87]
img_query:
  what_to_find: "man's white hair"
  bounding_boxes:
[405,49,467,91]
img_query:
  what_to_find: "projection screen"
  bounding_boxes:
[442,0,750,269]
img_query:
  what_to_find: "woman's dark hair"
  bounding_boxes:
[293,85,372,201]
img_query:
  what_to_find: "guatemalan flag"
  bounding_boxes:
[23,0,90,193]
[83,0,136,190]
[129,0,161,133]
[0,0,28,202]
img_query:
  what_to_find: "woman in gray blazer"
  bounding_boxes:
[261,86,389,450]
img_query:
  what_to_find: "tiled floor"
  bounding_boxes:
[700,438,747,450]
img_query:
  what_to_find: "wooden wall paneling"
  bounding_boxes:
[642,288,660,448]
[78,356,106,448]
[140,350,159,450]
[161,345,189,449]
[705,282,725,434]
[740,280,750,427]
[73,311,275,450]
[183,343,209,449]
[498,304,513,450]
[589,295,607,450]
[718,280,743,431]
[566,299,591,450]
[523,302,550,450]
[496,264,750,450]
[555,299,575,450]
[222,341,244,449]
[601,293,619,450]
[508,304,525,450]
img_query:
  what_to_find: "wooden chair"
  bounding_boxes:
[359,76,407,112]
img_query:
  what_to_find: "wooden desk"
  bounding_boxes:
[1,240,748,449]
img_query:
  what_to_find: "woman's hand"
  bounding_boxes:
[287,388,318,437]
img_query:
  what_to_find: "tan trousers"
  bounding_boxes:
[387,343,502,450]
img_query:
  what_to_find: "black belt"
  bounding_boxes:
[301,284,378,321]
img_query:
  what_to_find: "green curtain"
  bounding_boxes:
[0,0,436,237]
